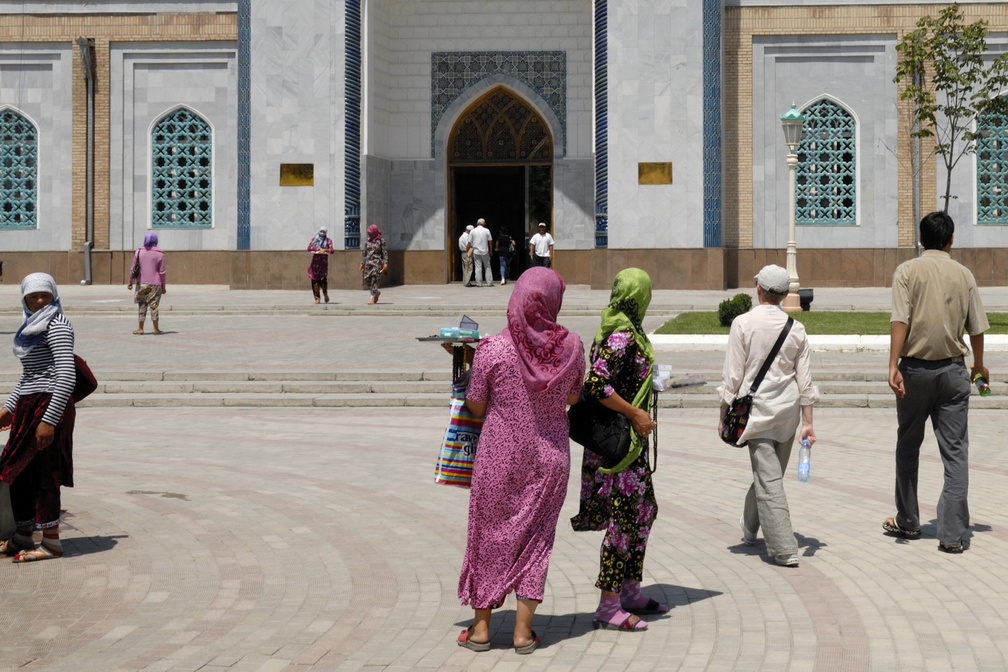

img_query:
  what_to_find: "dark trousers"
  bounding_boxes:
[894,357,971,545]
[311,278,328,300]
[531,254,551,268]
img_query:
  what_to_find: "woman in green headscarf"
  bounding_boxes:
[571,268,667,631]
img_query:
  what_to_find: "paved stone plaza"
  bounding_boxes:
[1,283,1007,671]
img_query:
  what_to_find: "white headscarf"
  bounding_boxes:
[13,272,62,359]
[313,225,328,248]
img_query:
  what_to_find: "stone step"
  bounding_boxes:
[4,372,1005,408]
[47,390,1008,410]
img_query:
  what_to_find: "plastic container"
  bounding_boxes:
[972,369,991,397]
[797,439,811,482]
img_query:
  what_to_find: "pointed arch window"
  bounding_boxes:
[795,99,856,226]
[152,108,212,228]
[977,105,1008,225]
[448,88,552,164]
[0,109,37,229]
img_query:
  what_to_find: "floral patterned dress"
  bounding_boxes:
[570,330,657,593]
[458,333,585,608]
[360,237,388,295]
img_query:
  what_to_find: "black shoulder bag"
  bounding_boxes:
[719,317,793,447]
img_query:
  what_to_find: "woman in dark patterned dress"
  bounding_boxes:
[571,268,668,631]
[0,273,77,562]
[307,225,335,303]
[359,224,388,304]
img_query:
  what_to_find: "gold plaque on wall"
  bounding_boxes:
[280,163,315,186]
[638,162,673,185]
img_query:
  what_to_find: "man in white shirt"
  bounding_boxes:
[717,264,819,568]
[528,223,554,268]
[458,225,473,286]
[468,218,494,287]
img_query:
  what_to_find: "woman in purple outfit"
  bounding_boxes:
[127,232,167,334]
[457,266,584,655]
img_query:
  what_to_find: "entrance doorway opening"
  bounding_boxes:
[447,86,554,282]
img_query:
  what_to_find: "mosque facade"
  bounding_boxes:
[0,1,1006,290]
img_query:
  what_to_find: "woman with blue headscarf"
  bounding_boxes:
[0,273,77,562]
[127,232,167,334]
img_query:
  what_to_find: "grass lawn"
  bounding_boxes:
[655,311,1008,335]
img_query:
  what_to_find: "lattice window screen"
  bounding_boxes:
[795,99,856,226]
[151,108,212,228]
[0,109,37,229]
[977,108,1008,225]
[448,88,551,164]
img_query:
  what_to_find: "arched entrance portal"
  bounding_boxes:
[448,87,553,282]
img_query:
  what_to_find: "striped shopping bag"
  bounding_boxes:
[434,372,483,487]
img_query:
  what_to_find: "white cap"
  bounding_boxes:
[755,264,790,295]
[466,225,473,231]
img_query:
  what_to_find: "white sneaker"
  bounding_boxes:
[501,278,506,285]
[740,515,757,546]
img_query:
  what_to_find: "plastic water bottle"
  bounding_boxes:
[972,368,991,397]
[797,439,811,482]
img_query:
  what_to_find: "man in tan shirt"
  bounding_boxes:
[884,211,989,553]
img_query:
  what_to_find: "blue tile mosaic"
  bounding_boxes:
[702,0,722,248]
[431,51,566,157]
[345,0,362,249]
[237,0,250,248]
[594,0,607,248]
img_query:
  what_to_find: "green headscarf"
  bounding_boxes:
[594,268,654,474]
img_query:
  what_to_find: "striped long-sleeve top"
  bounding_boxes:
[4,313,76,426]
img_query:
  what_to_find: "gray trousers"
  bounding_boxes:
[743,435,799,557]
[895,357,971,545]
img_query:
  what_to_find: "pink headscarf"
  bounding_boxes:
[367,225,382,242]
[504,266,583,393]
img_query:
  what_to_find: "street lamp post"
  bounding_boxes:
[780,103,805,312]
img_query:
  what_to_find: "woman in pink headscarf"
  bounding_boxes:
[456,266,585,655]
[358,224,388,304]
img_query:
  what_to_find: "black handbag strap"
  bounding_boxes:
[746,317,794,396]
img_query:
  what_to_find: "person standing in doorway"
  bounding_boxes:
[470,218,494,287]
[529,223,554,268]
[496,227,515,285]
[459,225,474,287]
[127,232,167,335]
[307,225,334,304]
[883,211,989,554]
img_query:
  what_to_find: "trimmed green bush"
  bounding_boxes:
[717,293,753,327]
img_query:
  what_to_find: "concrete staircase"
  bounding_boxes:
[4,370,1003,409]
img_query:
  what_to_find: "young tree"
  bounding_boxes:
[894,3,1008,212]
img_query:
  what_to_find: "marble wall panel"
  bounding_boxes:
[110,42,237,252]
[0,44,73,252]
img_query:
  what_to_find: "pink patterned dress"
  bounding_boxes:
[458,333,585,608]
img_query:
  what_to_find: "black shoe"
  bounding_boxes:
[882,517,921,540]
[938,541,964,554]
